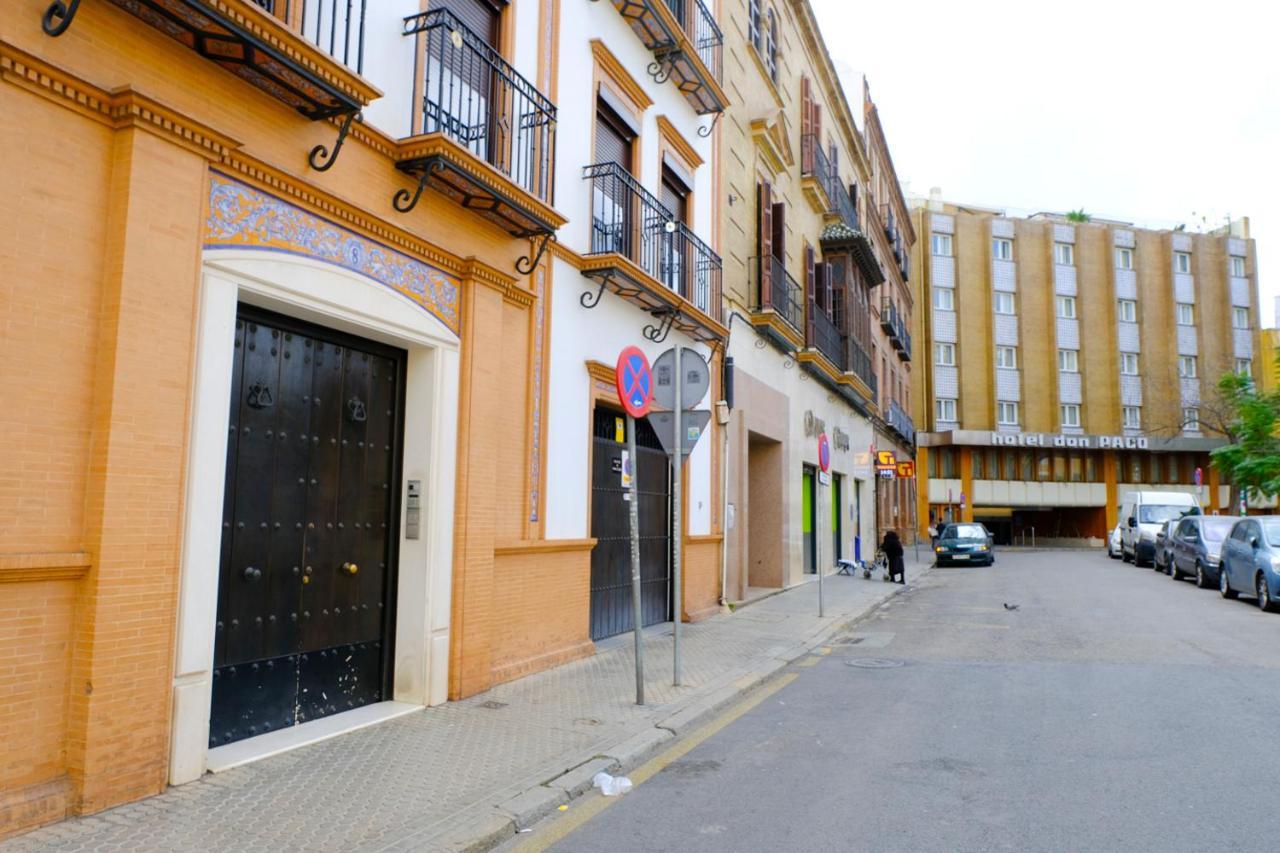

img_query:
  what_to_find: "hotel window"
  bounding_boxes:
[1165,455,1180,484]
[994,292,1016,315]
[1176,303,1194,325]
[933,287,954,310]
[1061,404,1081,428]
[1120,352,1139,375]
[1123,406,1141,428]
[1056,295,1077,319]
[992,238,1013,261]
[1232,307,1249,329]
[1231,256,1246,277]
[1117,299,1137,322]
[1178,356,1197,378]
[996,346,1017,368]
[749,0,762,51]
[1183,407,1200,431]
[1054,242,1074,265]
[997,401,1019,426]
[1115,247,1133,269]
[1058,349,1078,372]
[936,398,957,423]
[1037,451,1052,481]
[1175,251,1191,274]
[1236,358,1253,376]
[1085,453,1098,482]
[935,342,956,366]
[931,233,953,256]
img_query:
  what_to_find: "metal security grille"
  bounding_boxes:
[589,407,671,640]
[210,308,404,747]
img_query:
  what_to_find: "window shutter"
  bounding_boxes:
[758,181,773,304]
[801,78,813,173]
[805,245,816,342]
[772,201,785,262]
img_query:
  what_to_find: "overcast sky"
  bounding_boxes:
[811,0,1278,324]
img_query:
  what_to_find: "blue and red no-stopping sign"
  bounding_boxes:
[616,346,653,418]
[817,432,831,473]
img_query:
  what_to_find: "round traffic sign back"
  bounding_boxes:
[652,348,710,410]
[818,433,831,473]
[616,346,653,418]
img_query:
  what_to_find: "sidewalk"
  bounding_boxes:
[5,558,929,853]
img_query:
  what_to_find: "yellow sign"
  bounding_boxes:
[896,461,915,478]
[615,416,625,443]
[876,450,897,469]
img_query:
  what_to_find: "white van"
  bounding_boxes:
[1120,490,1201,566]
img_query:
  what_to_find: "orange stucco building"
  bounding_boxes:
[0,0,728,838]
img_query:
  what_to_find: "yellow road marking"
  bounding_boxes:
[514,673,799,852]
[815,646,832,656]
[796,656,821,668]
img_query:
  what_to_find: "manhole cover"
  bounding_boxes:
[844,658,904,669]
[479,700,509,709]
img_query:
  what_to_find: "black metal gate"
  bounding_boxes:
[210,306,404,747]
[589,407,671,641]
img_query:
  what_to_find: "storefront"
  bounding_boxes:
[917,430,1227,545]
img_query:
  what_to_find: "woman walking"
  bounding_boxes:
[882,529,905,585]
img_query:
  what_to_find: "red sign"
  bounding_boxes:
[817,433,831,473]
[896,461,915,478]
[616,346,653,418]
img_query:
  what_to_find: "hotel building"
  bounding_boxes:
[909,195,1260,544]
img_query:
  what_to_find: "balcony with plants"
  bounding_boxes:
[819,178,883,287]
[579,162,725,344]
[597,0,727,118]
[392,8,564,273]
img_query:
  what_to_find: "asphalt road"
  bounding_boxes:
[527,549,1280,853]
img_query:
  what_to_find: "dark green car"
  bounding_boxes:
[935,523,995,566]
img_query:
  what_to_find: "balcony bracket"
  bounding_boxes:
[642,307,678,344]
[697,111,722,139]
[41,0,81,36]
[515,231,556,275]
[580,277,608,310]
[392,161,443,214]
[647,51,679,85]
[309,110,360,173]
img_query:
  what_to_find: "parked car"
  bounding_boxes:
[1218,517,1280,611]
[1107,523,1122,559]
[1120,491,1201,566]
[934,522,994,566]
[1153,519,1178,572]
[1168,515,1240,587]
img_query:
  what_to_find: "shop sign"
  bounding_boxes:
[989,431,1150,449]
[804,410,827,437]
[896,461,915,478]
[876,450,897,470]
[833,427,851,451]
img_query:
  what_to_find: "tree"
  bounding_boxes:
[1208,372,1280,510]
[1066,209,1091,223]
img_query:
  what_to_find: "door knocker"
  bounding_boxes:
[247,382,274,409]
[347,396,367,423]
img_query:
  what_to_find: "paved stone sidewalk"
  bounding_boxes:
[5,557,930,853]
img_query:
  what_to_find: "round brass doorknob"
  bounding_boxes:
[342,562,359,576]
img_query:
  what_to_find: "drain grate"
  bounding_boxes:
[479,700,509,710]
[844,658,904,669]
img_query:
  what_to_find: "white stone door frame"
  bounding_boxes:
[169,251,459,784]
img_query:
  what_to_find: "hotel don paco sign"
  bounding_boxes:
[989,432,1151,449]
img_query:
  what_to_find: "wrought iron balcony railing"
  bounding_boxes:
[849,336,877,399]
[808,305,847,372]
[750,256,805,336]
[405,8,557,203]
[801,134,841,210]
[888,400,916,443]
[585,162,722,320]
[663,0,723,82]
[255,0,366,73]
[880,299,911,360]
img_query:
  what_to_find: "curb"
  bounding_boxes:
[420,566,927,851]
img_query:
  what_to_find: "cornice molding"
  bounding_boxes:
[656,115,704,170]
[590,38,654,112]
[0,552,91,584]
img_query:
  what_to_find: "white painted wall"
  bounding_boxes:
[348,0,420,138]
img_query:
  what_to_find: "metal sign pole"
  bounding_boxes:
[672,346,683,687]
[817,476,824,618]
[627,414,645,705]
